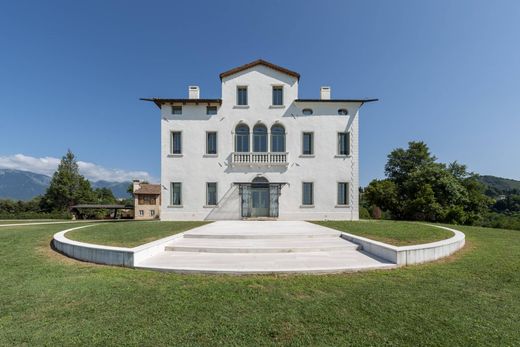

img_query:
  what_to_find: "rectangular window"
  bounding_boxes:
[139,210,144,216]
[206,106,217,115]
[206,132,217,155]
[138,196,144,205]
[150,210,155,217]
[171,182,182,206]
[237,86,248,105]
[302,132,314,155]
[171,131,182,154]
[302,182,314,205]
[172,106,182,115]
[206,182,217,206]
[272,86,283,105]
[338,132,350,155]
[338,182,349,205]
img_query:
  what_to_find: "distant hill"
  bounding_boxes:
[477,175,520,196]
[0,169,132,200]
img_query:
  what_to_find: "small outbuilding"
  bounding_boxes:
[133,180,161,220]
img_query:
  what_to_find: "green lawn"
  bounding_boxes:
[66,221,210,247]
[315,220,454,246]
[0,222,519,345]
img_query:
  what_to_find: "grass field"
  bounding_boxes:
[316,220,454,246]
[66,221,210,247]
[0,222,519,345]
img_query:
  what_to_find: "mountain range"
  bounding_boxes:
[0,169,132,200]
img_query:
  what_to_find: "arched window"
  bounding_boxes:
[271,124,285,152]
[235,124,250,152]
[253,124,268,152]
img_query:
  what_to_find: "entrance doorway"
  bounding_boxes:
[251,186,269,217]
[240,177,280,218]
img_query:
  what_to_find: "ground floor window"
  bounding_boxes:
[206,182,218,206]
[302,182,314,205]
[338,182,349,205]
[171,182,182,205]
[150,210,155,217]
[139,210,144,216]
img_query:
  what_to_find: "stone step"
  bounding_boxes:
[164,237,358,253]
[135,250,397,274]
[183,232,341,240]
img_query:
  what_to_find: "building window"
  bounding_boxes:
[302,108,313,115]
[338,132,350,155]
[206,106,217,115]
[171,131,182,154]
[338,182,349,205]
[302,182,314,205]
[237,86,248,105]
[139,210,144,216]
[302,132,314,155]
[171,182,182,206]
[271,124,285,152]
[172,106,182,115]
[206,182,217,206]
[235,124,250,152]
[138,195,156,205]
[138,196,144,205]
[206,132,217,155]
[272,86,283,105]
[150,210,155,217]
[338,108,349,115]
[253,124,268,152]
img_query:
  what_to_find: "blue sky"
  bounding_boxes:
[0,1,519,184]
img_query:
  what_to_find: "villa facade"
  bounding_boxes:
[143,60,376,221]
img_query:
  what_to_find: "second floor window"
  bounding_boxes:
[171,131,182,154]
[253,124,268,152]
[235,124,250,152]
[338,132,350,155]
[172,106,182,115]
[271,125,285,152]
[237,86,248,105]
[206,132,217,155]
[272,86,283,105]
[302,132,314,155]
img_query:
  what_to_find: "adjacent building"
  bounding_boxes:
[133,180,161,220]
[143,59,376,221]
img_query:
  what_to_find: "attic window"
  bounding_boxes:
[172,106,182,115]
[302,108,313,116]
[338,108,349,115]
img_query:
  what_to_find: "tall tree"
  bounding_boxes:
[41,150,95,211]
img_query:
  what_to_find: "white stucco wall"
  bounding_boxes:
[160,65,361,221]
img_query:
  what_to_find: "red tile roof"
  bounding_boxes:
[134,184,161,195]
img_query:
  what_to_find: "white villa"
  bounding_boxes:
[143,60,376,221]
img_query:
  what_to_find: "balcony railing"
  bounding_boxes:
[231,152,288,166]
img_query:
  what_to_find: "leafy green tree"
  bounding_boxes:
[41,150,95,211]
[365,141,491,224]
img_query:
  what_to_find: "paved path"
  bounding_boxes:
[136,221,396,274]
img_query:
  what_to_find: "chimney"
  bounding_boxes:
[132,179,141,194]
[189,86,200,99]
[320,86,331,100]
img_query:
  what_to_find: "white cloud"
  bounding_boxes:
[0,154,155,183]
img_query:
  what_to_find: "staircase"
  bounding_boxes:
[135,221,396,274]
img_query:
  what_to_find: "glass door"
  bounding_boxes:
[251,187,269,217]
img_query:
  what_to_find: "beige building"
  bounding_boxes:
[133,180,161,220]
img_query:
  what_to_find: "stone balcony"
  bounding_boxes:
[231,152,288,166]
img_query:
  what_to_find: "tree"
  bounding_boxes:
[365,141,491,224]
[41,150,95,211]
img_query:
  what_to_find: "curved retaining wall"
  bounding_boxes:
[340,224,465,265]
[52,224,186,267]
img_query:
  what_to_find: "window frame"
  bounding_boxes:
[237,86,248,106]
[206,106,217,115]
[302,132,314,156]
[171,105,182,115]
[138,210,144,216]
[206,131,218,155]
[150,210,155,217]
[253,124,268,153]
[235,124,250,152]
[337,182,349,206]
[337,132,350,156]
[272,86,284,106]
[206,182,218,206]
[170,182,182,206]
[270,124,286,153]
[170,131,182,155]
[302,182,314,206]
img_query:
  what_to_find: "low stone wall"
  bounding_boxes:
[340,224,465,265]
